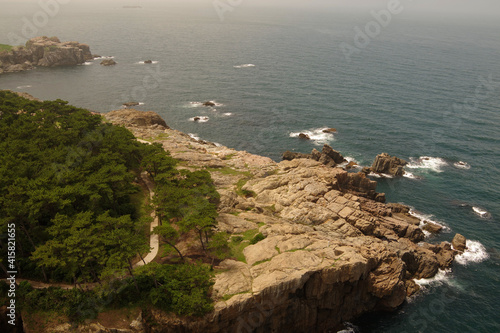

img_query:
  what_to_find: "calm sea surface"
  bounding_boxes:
[1,1,499,332]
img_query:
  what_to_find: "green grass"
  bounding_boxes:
[235,177,256,198]
[0,44,13,52]
[252,258,271,266]
[221,290,251,301]
[222,153,236,160]
[228,229,260,263]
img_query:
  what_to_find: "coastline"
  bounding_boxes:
[101,108,464,333]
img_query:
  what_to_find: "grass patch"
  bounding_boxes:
[235,177,256,198]
[252,258,271,266]
[249,233,265,245]
[221,290,251,301]
[257,222,265,227]
[228,229,260,263]
[275,246,281,254]
[0,44,13,52]
[222,153,236,160]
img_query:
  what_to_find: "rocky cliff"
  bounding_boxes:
[0,36,92,74]
[91,109,461,333]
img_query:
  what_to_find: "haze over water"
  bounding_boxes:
[1,0,499,332]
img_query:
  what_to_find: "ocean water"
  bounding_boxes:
[1,1,499,332]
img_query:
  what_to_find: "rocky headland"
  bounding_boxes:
[66,108,465,333]
[0,36,92,74]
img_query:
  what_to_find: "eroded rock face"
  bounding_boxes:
[0,36,93,74]
[452,233,467,252]
[282,144,346,168]
[370,153,408,176]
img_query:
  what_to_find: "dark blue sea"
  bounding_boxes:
[1,1,499,332]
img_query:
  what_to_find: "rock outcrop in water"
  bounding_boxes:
[369,153,408,177]
[0,36,93,74]
[98,110,460,333]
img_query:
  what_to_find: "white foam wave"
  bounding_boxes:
[472,206,491,218]
[189,116,209,123]
[289,128,335,145]
[223,112,233,116]
[368,172,394,178]
[94,56,114,60]
[415,269,451,287]
[138,102,145,106]
[16,85,32,89]
[455,240,489,265]
[409,208,450,235]
[403,171,419,179]
[234,64,255,68]
[453,161,471,170]
[135,60,159,64]
[407,156,448,173]
[81,61,93,66]
[188,133,200,141]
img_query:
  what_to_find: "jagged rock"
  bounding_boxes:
[203,101,216,107]
[346,161,357,170]
[100,59,117,66]
[298,133,310,140]
[452,233,466,252]
[322,144,345,164]
[322,128,337,133]
[371,153,407,176]
[336,172,382,201]
[282,151,310,161]
[144,60,152,64]
[422,221,443,234]
[105,109,169,128]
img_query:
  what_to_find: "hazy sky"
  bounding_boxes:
[1,0,499,19]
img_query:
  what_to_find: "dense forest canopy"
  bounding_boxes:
[0,91,219,318]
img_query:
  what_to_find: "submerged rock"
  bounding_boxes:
[100,59,117,66]
[298,132,310,140]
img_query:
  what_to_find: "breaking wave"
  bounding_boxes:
[234,64,255,68]
[289,128,335,145]
[189,116,209,123]
[455,240,489,265]
[453,161,471,170]
[472,206,491,219]
[414,269,452,288]
[407,156,448,173]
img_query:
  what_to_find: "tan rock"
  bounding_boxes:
[452,233,466,252]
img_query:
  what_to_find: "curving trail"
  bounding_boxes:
[133,171,159,268]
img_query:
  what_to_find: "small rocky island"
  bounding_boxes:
[0,36,93,74]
